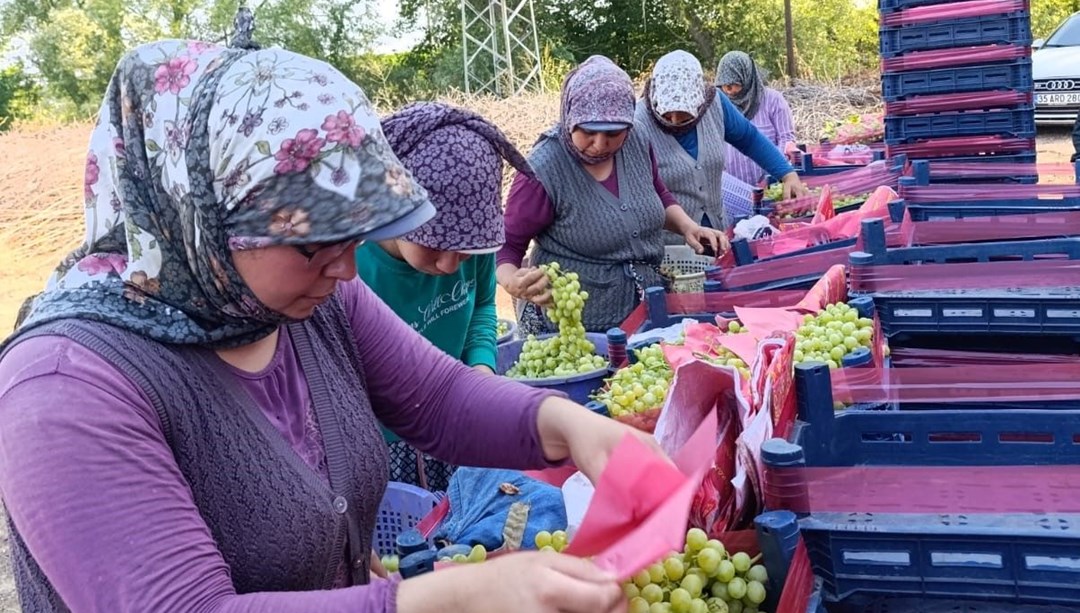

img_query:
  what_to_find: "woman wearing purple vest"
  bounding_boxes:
[0,30,659,613]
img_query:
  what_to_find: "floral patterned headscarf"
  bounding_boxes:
[11,39,434,348]
[559,55,636,165]
[381,102,531,254]
[644,50,717,136]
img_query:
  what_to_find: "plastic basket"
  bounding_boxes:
[884,105,1035,144]
[494,332,609,404]
[882,58,1033,101]
[879,12,1032,57]
[496,318,517,345]
[374,482,441,557]
[663,245,715,294]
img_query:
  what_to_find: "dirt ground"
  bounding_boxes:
[0,121,1075,610]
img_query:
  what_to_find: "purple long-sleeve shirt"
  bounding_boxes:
[723,88,797,186]
[497,144,679,268]
[0,278,557,612]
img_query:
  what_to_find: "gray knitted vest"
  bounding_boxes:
[2,295,388,610]
[634,99,726,239]
[528,128,666,332]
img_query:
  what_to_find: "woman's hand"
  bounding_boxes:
[497,264,553,307]
[397,551,625,613]
[370,550,388,580]
[683,225,730,257]
[780,171,809,200]
[535,396,670,485]
[472,364,495,376]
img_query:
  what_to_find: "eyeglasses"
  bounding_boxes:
[292,240,359,268]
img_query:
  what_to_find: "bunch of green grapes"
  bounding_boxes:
[594,344,672,417]
[506,263,607,379]
[496,319,512,338]
[793,302,874,369]
[834,192,871,211]
[442,544,489,564]
[534,529,569,553]
[624,528,769,613]
[763,183,817,204]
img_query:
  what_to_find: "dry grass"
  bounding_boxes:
[1,88,1075,332]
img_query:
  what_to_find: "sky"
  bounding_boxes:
[372,0,426,54]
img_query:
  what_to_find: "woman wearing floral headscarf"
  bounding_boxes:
[497,55,728,335]
[0,37,657,612]
[716,51,799,188]
[636,50,805,236]
[357,102,531,493]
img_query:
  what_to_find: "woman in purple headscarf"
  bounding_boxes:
[497,56,729,336]
[356,102,531,493]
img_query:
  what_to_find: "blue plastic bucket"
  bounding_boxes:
[496,333,610,405]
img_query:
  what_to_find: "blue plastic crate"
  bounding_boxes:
[374,482,441,557]
[909,158,1043,185]
[850,224,1080,335]
[879,12,1032,57]
[832,595,1074,612]
[882,59,1033,101]
[761,364,1080,606]
[891,196,1080,221]
[495,333,610,404]
[878,0,977,14]
[884,106,1035,144]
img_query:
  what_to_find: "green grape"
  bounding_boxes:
[539,545,556,553]
[650,603,673,613]
[551,530,568,552]
[595,343,672,417]
[648,563,667,584]
[629,597,652,613]
[381,555,399,573]
[689,598,710,613]
[641,583,664,604]
[745,581,766,606]
[716,560,736,582]
[730,552,752,573]
[624,583,641,599]
[467,544,487,563]
[680,574,704,599]
[705,539,726,556]
[664,556,686,582]
[728,601,744,613]
[746,564,768,584]
[670,588,693,613]
[534,530,552,549]
[633,569,653,589]
[452,554,468,564]
[710,580,729,598]
[706,597,730,613]
[726,577,747,601]
[686,528,709,553]
[696,547,721,576]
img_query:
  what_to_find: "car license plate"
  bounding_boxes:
[1036,92,1080,106]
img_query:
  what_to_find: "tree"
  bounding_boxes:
[0,63,41,130]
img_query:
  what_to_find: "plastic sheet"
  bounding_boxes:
[910,211,1080,244]
[885,91,1032,116]
[900,182,1080,202]
[922,161,1075,181]
[887,136,1035,158]
[850,259,1080,292]
[768,465,1080,514]
[881,44,1029,72]
[881,0,1029,26]
[802,160,903,193]
[830,363,1080,404]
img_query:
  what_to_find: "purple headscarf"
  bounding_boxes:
[559,55,636,165]
[381,102,531,253]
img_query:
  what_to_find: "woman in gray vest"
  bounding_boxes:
[635,50,807,240]
[497,55,728,335]
[0,35,659,613]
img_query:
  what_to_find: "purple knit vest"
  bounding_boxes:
[3,295,389,610]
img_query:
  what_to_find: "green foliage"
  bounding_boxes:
[0,63,41,130]
[1031,0,1080,39]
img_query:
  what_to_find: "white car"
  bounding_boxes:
[1033,11,1080,124]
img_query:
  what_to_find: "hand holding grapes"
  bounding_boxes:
[780,171,809,200]
[682,225,730,257]
[500,266,553,307]
[396,551,625,613]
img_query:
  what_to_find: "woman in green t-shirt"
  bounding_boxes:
[356,102,532,492]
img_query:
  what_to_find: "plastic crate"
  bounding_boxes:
[890,196,1080,221]
[910,158,1040,185]
[374,482,441,557]
[878,0,1029,14]
[850,224,1080,335]
[832,595,1073,612]
[882,59,1033,101]
[761,363,1080,606]
[884,106,1035,144]
[663,245,716,294]
[879,12,1032,57]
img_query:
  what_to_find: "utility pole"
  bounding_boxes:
[783,0,797,81]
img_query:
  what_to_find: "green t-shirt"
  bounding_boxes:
[356,243,499,444]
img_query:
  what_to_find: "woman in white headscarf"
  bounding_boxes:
[635,50,806,239]
[716,51,799,188]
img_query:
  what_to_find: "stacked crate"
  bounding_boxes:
[879,0,1037,178]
